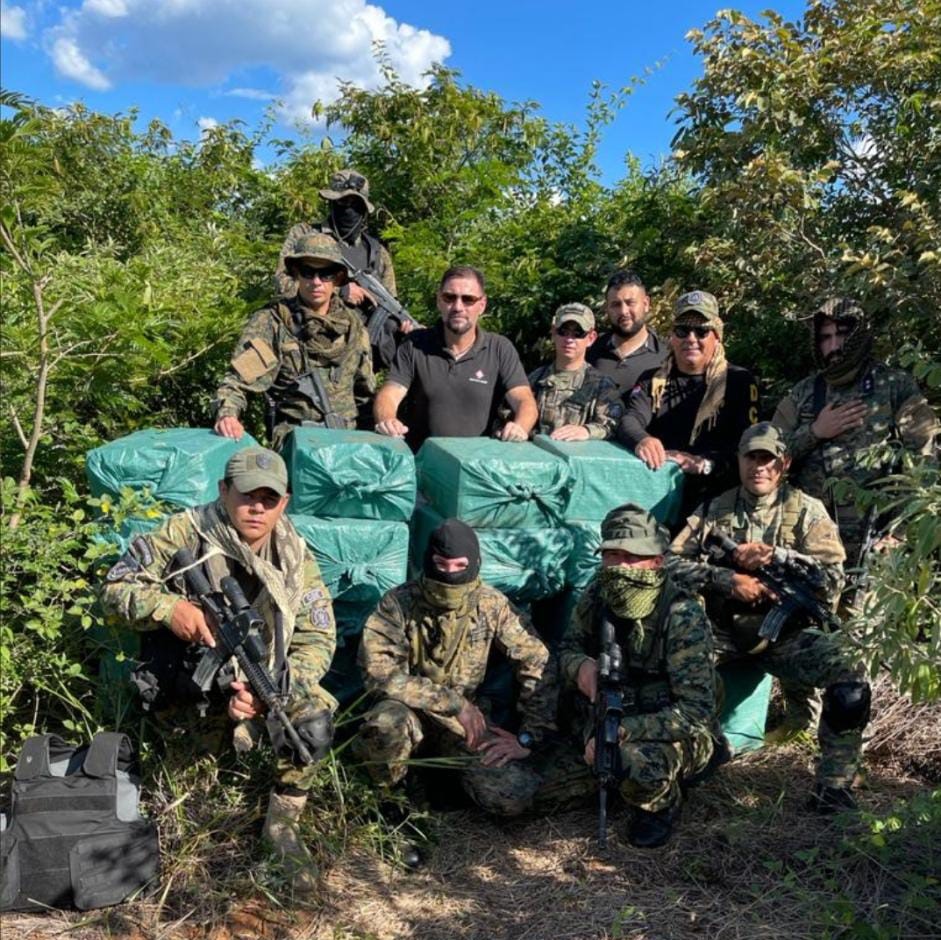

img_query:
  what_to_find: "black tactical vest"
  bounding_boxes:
[1,732,159,911]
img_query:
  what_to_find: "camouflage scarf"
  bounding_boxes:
[649,342,728,445]
[289,297,357,366]
[817,324,873,387]
[410,576,481,683]
[599,566,665,621]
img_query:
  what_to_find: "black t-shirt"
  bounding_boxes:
[586,328,665,395]
[387,323,529,451]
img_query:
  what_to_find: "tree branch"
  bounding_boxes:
[8,404,29,450]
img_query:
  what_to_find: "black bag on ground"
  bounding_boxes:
[0,732,159,912]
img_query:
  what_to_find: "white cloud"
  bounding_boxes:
[1,1,28,40]
[50,36,111,90]
[197,116,219,133]
[42,0,450,124]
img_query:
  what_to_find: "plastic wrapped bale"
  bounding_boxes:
[86,428,259,508]
[417,437,572,529]
[565,520,601,590]
[532,436,684,526]
[718,661,773,754]
[290,515,409,638]
[94,513,168,562]
[283,427,416,522]
[410,502,570,605]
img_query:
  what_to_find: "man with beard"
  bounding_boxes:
[353,519,557,824]
[617,291,759,526]
[773,297,938,569]
[528,302,622,440]
[215,233,375,450]
[274,169,406,368]
[100,448,337,896]
[373,265,538,451]
[587,270,665,394]
[550,503,716,847]
[668,423,870,813]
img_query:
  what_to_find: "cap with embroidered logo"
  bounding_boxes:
[225,447,288,496]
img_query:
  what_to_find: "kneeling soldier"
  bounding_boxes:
[100,447,337,895]
[668,423,870,812]
[555,504,717,848]
[353,520,557,826]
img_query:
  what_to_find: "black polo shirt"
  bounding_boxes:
[587,328,665,395]
[387,323,529,451]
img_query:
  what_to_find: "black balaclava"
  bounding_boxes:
[329,198,368,243]
[424,519,481,585]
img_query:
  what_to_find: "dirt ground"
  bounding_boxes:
[4,680,939,940]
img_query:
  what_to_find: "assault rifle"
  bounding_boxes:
[705,530,841,643]
[593,611,624,850]
[171,548,323,765]
[351,269,421,352]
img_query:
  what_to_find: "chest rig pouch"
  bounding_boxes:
[1,733,159,912]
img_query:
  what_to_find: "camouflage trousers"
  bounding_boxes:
[718,626,866,787]
[146,682,335,791]
[532,729,713,814]
[351,699,542,817]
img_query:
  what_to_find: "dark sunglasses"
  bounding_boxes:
[673,324,713,340]
[296,263,344,282]
[440,291,482,306]
[557,326,589,339]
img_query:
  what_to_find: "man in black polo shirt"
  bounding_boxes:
[374,265,537,452]
[587,270,665,394]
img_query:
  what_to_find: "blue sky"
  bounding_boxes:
[1,0,805,182]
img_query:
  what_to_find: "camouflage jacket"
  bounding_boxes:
[99,501,337,701]
[274,220,396,300]
[528,363,623,440]
[668,483,845,646]
[214,295,375,445]
[557,578,716,744]
[358,580,557,743]
[773,362,937,504]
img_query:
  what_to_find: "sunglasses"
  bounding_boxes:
[440,291,483,306]
[296,264,344,282]
[557,326,589,339]
[673,324,714,340]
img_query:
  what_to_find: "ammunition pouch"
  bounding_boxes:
[129,630,216,713]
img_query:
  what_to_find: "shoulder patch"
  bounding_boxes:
[310,606,332,628]
[106,554,140,582]
[129,535,154,567]
[302,587,326,606]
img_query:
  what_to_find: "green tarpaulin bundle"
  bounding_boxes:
[283,428,416,522]
[290,515,409,638]
[566,520,601,590]
[532,435,684,525]
[95,513,167,561]
[410,502,571,603]
[85,428,259,508]
[417,438,572,529]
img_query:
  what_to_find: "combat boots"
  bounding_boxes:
[809,783,857,814]
[627,802,679,848]
[262,789,318,896]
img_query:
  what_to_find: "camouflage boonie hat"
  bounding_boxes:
[674,290,723,337]
[553,302,595,332]
[319,169,374,212]
[283,233,349,270]
[598,502,670,555]
[738,421,788,457]
[225,447,288,496]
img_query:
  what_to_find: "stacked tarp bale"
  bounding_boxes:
[284,428,416,704]
[84,427,259,696]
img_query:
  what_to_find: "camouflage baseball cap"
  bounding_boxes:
[598,503,670,556]
[319,169,374,212]
[283,232,349,270]
[225,447,288,496]
[674,290,723,336]
[738,421,788,457]
[553,302,595,332]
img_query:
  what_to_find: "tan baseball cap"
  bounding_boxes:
[225,447,288,496]
[674,290,723,337]
[553,302,595,332]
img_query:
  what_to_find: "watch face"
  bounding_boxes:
[517,732,535,749]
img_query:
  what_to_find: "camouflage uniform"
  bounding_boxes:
[214,294,375,450]
[773,362,938,564]
[528,363,623,439]
[100,499,337,790]
[353,579,557,816]
[544,578,716,813]
[668,479,868,790]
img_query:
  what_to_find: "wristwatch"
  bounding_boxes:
[516,731,536,750]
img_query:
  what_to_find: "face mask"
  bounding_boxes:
[330,201,367,241]
[423,520,481,585]
[418,575,478,611]
[599,565,665,620]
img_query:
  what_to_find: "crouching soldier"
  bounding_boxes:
[552,504,717,848]
[352,520,557,830]
[668,423,871,812]
[100,447,338,895]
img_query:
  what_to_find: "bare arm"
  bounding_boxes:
[499,384,538,441]
[374,381,409,436]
